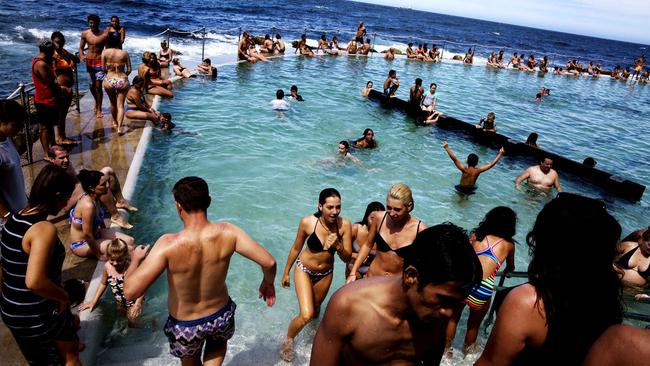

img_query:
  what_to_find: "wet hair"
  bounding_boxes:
[132,75,144,87]
[357,201,385,226]
[526,193,622,364]
[403,223,482,293]
[172,176,211,212]
[161,112,172,121]
[526,132,539,145]
[366,80,373,87]
[276,89,284,99]
[106,32,121,48]
[107,238,130,262]
[388,69,396,77]
[473,206,517,243]
[339,140,349,150]
[430,83,437,88]
[0,100,27,126]
[275,34,282,39]
[290,85,298,92]
[203,58,211,65]
[77,169,104,193]
[50,31,64,44]
[87,14,100,23]
[28,164,75,214]
[387,183,414,211]
[415,78,422,86]
[583,157,597,168]
[355,128,376,148]
[314,188,341,217]
[467,153,479,167]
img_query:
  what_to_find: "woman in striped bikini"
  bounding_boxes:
[0,165,81,365]
[446,206,516,356]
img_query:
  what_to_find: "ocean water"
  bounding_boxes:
[1,0,649,93]
[89,54,650,365]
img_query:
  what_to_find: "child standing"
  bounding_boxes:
[80,239,145,327]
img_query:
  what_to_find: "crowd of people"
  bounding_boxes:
[3,14,650,366]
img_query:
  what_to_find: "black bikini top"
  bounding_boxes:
[617,246,650,277]
[306,216,339,254]
[375,213,420,258]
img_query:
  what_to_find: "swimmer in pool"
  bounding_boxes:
[442,141,505,195]
[271,89,289,111]
[361,80,373,96]
[515,157,563,192]
[384,47,395,60]
[337,141,359,163]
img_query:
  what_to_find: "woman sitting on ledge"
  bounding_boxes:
[125,76,162,127]
[68,169,135,261]
[144,54,173,98]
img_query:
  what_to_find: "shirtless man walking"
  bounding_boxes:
[124,177,277,365]
[443,142,505,195]
[311,223,482,365]
[515,157,563,192]
[79,14,107,118]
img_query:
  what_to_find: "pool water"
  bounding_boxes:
[95,55,650,365]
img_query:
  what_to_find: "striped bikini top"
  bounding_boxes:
[475,236,505,271]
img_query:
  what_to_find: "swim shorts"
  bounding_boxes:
[35,103,60,126]
[86,58,105,84]
[455,184,477,195]
[164,298,236,358]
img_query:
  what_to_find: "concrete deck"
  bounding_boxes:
[1,91,151,365]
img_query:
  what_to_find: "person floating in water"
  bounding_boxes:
[383,69,399,97]
[535,87,550,102]
[361,80,373,96]
[353,128,377,149]
[515,156,562,192]
[338,140,359,162]
[311,223,482,365]
[124,177,276,366]
[526,132,540,148]
[271,89,289,111]
[442,141,505,195]
[289,85,304,101]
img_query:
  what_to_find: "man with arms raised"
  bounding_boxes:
[311,223,482,366]
[124,177,276,365]
[79,14,107,118]
[515,156,562,192]
[443,141,505,195]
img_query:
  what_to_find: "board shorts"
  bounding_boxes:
[86,58,105,84]
[164,298,236,358]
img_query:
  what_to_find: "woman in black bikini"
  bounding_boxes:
[347,183,427,282]
[280,188,352,362]
[616,229,650,289]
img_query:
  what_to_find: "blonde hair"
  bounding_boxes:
[387,183,414,211]
[107,238,129,262]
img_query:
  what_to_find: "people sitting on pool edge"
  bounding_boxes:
[442,141,505,195]
[271,89,289,111]
[383,69,399,97]
[353,128,376,149]
[289,85,304,101]
[515,156,562,192]
[476,112,496,132]
[196,58,217,79]
[125,76,163,129]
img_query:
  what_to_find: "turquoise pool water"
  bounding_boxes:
[96,55,650,365]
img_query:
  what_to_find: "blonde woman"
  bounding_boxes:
[347,183,427,282]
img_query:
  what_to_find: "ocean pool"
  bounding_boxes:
[95,55,650,365]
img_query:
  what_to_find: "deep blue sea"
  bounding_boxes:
[1,0,649,93]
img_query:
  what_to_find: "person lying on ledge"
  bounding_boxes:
[172,58,194,78]
[125,76,161,127]
[442,141,505,195]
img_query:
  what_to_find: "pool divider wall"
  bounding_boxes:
[367,89,645,201]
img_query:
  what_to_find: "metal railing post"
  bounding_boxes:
[201,27,206,61]
[238,27,242,43]
[371,33,376,56]
[18,83,34,164]
[74,64,80,112]
[166,30,171,48]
